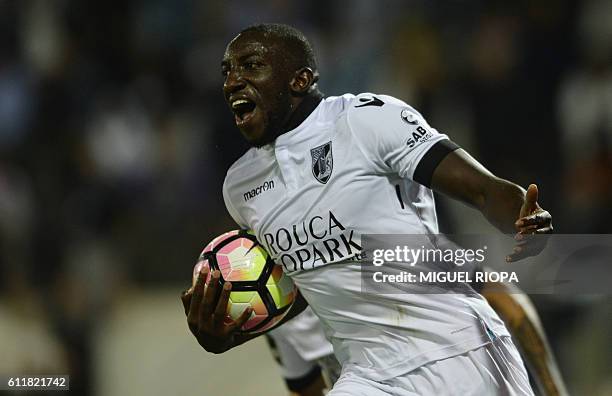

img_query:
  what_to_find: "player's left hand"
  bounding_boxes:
[506,184,553,262]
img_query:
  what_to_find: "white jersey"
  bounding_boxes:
[223,93,511,380]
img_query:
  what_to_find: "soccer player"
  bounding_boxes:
[182,24,554,395]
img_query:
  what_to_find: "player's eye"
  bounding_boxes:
[244,62,261,70]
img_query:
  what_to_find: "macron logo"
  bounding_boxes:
[244,180,275,202]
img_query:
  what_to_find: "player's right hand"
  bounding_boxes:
[180,267,252,354]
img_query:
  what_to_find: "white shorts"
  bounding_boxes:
[329,336,533,396]
[266,331,319,380]
[267,307,341,390]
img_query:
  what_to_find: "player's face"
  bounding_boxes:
[222,33,294,146]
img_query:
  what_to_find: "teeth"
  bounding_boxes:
[232,99,250,109]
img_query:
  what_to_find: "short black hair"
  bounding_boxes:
[240,23,318,73]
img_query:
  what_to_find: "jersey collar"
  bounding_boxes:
[275,93,324,147]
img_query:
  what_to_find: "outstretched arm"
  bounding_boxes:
[430,148,553,261]
[430,148,563,393]
[482,281,568,396]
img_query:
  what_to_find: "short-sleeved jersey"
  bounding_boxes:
[223,93,445,274]
[223,94,511,380]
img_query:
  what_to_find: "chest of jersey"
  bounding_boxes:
[228,118,434,274]
[241,125,360,271]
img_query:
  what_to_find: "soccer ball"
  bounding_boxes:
[192,230,296,334]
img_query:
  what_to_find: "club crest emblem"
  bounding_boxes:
[310,141,333,184]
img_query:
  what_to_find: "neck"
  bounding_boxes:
[283,91,323,133]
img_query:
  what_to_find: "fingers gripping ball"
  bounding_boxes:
[192,230,296,334]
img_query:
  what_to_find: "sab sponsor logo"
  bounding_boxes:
[407,125,433,148]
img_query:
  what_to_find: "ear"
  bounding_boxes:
[290,67,318,95]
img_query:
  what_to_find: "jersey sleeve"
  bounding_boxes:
[222,178,249,229]
[346,94,457,185]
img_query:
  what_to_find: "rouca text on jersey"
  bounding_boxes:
[262,211,362,272]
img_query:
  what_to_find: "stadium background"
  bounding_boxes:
[0,0,610,395]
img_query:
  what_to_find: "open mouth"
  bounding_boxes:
[231,98,257,125]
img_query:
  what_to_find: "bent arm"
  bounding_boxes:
[430,149,526,234]
[429,147,552,261]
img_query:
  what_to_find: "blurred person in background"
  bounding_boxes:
[558,0,612,233]
[554,0,612,393]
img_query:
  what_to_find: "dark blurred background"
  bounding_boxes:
[0,0,610,395]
